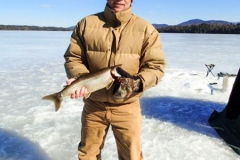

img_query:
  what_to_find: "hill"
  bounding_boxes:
[178,19,232,26]
[152,19,238,28]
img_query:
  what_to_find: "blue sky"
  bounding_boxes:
[0,0,239,27]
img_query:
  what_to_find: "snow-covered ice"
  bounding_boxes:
[0,31,239,160]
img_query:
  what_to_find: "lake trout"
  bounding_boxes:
[42,65,122,112]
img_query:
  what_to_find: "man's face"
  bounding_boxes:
[107,0,132,12]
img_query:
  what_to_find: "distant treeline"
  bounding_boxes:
[0,25,72,31]
[1,23,240,34]
[156,23,240,34]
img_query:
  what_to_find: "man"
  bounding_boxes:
[64,0,166,159]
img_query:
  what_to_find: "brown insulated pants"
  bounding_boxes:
[78,99,144,160]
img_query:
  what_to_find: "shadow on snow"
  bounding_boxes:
[0,128,50,160]
[140,96,225,138]
[0,96,226,159]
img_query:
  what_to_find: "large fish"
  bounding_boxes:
[42,65,121,112]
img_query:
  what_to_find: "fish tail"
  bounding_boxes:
[42,93,63,112]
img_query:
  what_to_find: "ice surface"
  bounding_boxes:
[0,31,239,160]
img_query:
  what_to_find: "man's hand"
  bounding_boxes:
[66,78,89,99]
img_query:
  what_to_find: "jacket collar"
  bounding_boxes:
[104,4,133,27]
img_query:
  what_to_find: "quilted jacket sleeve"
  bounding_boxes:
[138,28,166,91]
[64,19,89,79]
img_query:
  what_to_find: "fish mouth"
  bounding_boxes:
[111,66,122,78]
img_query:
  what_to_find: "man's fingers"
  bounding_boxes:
[81,87,89,97]
[74,89,80,98]
[70,87,89,99]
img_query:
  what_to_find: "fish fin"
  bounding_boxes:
[84,92,91,99]
[106,80,114,90]
[42,93,63,112]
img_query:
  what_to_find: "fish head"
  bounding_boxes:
[111,65,122,78]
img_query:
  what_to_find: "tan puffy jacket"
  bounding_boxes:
[64,5,166,104]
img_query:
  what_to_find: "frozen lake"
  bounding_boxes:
[0,31,239,160]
